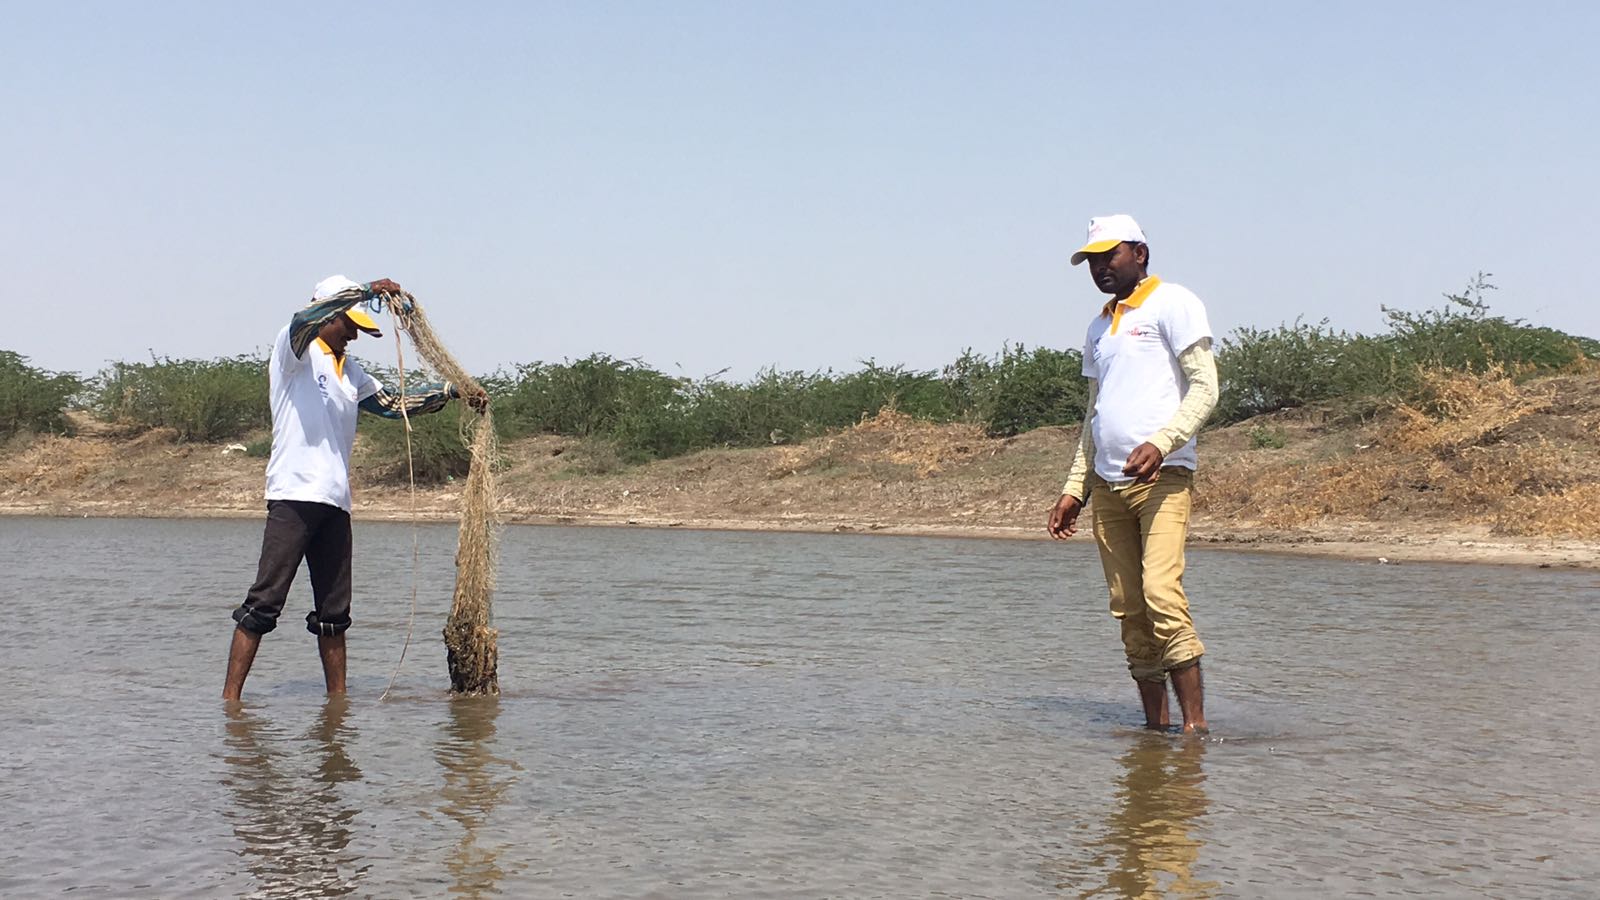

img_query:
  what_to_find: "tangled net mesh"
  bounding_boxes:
[385,292,500,695]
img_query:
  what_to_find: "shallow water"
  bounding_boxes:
[1,516,1597,897]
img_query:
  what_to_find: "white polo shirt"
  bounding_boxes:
[1082,277,1213,483]
[263,324,383,512]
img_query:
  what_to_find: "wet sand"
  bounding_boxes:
[3,500,1595,569]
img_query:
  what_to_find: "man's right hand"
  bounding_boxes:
[367,278,404,297]
[1047,493,1083,540]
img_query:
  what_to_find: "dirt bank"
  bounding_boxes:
[4,369,1597,569]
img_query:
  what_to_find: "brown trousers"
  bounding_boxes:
[1088,468,1205,682]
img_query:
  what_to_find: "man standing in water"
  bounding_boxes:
[223,275,484,701]
[1046,216,1218,733]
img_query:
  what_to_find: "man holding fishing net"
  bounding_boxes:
[223,275,488,701]
[1046,216,1218,734]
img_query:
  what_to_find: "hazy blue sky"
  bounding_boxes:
[4,2,1596,379]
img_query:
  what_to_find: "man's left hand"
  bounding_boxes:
[465,388,490,414]
[1122,442,1164,483]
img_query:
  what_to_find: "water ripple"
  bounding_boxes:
[0,518,1596,896]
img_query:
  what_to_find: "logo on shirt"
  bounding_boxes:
[1127,326,1147,337]
[317,373,329,398]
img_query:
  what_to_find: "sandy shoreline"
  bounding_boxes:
[7,380,1598,573]
[6,500,1595,570]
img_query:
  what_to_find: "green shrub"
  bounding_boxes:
[671,362,959,454]
[493,355,961,460]
[938,349,996,423]
[474,346,1092,458]
[358,405,475,484]
[679,368,826,447]
[824,360,954,424]
[983,344,1088,437]
[605,367,698,460]
[494,354,674,440]
[1381,274,1592,376]
[1215,276,1596,424]
[0,350,82,439]
[1215,318,1353,422]
[90,354,268,441]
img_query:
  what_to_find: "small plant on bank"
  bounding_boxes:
[555,438,630,476]
[1248,425,1287,450]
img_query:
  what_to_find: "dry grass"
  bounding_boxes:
[1387,366,1552,453]
[1501,482,1600,540]
[1196,366,1599,538]
[769,407,990,480]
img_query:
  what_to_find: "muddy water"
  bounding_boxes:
[1,516,1596,897]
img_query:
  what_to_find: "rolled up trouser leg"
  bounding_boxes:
[1130,468,1204,672]
[1091,476,1167,683]
[303,504,353,637]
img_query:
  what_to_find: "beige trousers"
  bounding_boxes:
[1088,468,1205,683]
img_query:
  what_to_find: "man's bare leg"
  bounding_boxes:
[223,626,263,701]
[1137,679,1170,729]
[318,633,347,695]
[1170,661,1208,734]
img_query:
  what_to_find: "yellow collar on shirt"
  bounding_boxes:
[1099,275,1162,336]
[314,338,346,380]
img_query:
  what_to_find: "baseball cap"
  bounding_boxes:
[1070,215,1147,266]
[344,307,383,337]
[310,275,382,336]
[312,274,363,301]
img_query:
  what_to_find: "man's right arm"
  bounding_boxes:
[1061,379,1098,503]
[286,278,404,360]
[1048,380,1097,539]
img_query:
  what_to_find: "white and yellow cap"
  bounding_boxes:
[1070,214,1147,265]
[313,274,363,301]
[311,274,383,336]
[343,306,382,336]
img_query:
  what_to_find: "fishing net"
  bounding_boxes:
[383,291,500,695]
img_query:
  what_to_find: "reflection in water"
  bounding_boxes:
[221,699,367,898]
[1087,736,1218,899]
[14,519,1597,895]
[436,696,519,897]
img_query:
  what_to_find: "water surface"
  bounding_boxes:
[2,517,1596,897]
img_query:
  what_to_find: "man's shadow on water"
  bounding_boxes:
[434,695,520,898]
[221,698,368,897]
[1067,734,1221,899]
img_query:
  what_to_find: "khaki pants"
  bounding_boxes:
[1088,468,1204,683]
